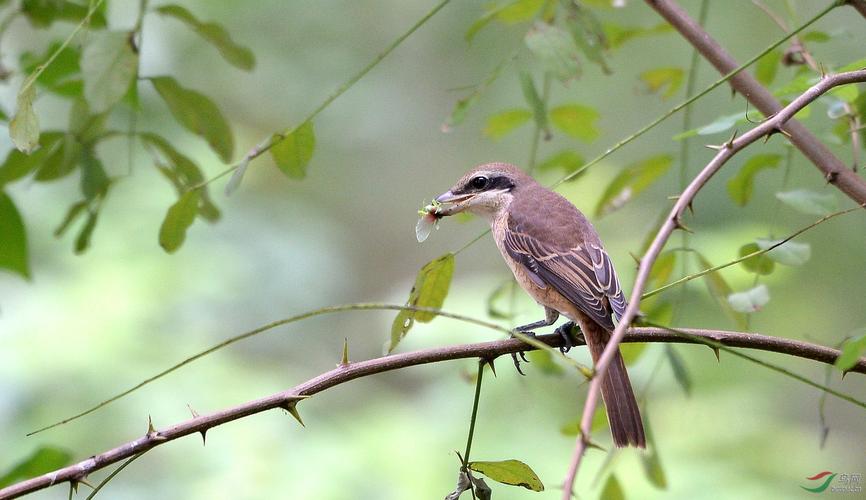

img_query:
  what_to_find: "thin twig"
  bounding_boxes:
[560,67,866,498]
[2,325,863,499]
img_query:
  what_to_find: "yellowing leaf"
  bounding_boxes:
[0,193,30,280]
[524,22,581,82]
[640,67,683,99]
[468,460,544,491]
[465,0,545,42]
[10,82,39,153]
[604,22,673,49]
[156,5,255,71]
[270,122,316,179]
[159,190,200,253]
[483,109,532,140]
[151,76,234,162]
[726,153,781,207]
[595,154,672,217]
[549,104,600,141]
[81,31,138,113]
[389,253,455,352]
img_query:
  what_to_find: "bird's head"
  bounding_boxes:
[435,163,530,219]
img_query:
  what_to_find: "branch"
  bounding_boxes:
[1,327,863,499]
[847,0,866,18]
[561,67,866,498]
[646,0,866,205]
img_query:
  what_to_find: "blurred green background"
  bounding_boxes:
[2,1,865,498]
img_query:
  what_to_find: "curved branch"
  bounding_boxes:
[561,67,866,498]
[2,327,862,499]
[647,0,866,205]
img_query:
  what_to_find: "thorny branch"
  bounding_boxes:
[1,326,863,499]
[560,64,866,499]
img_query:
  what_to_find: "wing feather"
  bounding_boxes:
[504,224,627,329]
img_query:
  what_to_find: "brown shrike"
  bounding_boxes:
[434,162,645,448]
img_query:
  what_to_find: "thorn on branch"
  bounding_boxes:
[146,415,156,435]
[481,357,497,377]
[672,216,693,233]
[825,171,839,184]
[200,429,207,446]
[187,404,200,419]
[282,402,305,427]
[339,337,350,367]
[710,346,721,362]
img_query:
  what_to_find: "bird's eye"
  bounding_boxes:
[470,176,489,190]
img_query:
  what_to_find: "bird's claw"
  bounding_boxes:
[510,330,536,376]
[554,321,577,354]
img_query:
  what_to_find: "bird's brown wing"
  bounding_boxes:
[503,221,627,330]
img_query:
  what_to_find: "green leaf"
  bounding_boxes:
[755,49,782,86]
[54,200,88,237]
[665,345,692,397]
[519,71,547,131]
[35,133,82,181]
[835,331,866,372]
[640,418,667,489]
[20,41,83,97]
[10,81,39,153]
[537,150,584,178]
[727,284,770,314]
[563,2,611,74]
[442,94,478,131]
[640,67,683,99]
[74,210,98,254]
[79,151,109,201]
[0,132,62,186]
[755,238,811,266]
[600,474,625,500]
[524,22,581,82]
[151,76,234,162]
[0,446,72,488]
[141,133,220,221]
[159,190,200,253]
[465,0,544,42]
[775,189,837,216]
[389,253,455,352]
[595,154,672,217]
[81,31,139,113]
[604,22,672,49]
[156,5,255,71]
[549,104,600,141]
[726,153,782,207]
[270,122,316,179]
[738,243,775,275]
[695,252,747,329]
[468,460,544,491]
[483,109,532,140]
[0,192,30,279]
[21,0,107,28]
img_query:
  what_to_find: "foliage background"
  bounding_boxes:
[1,0,865,498]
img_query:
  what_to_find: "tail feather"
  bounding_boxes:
[580,315,645,448]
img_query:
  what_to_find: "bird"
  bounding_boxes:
[433,162,645,448]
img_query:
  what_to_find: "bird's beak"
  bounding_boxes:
[435,190,474,216]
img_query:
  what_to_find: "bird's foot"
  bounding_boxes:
[510,330,536,376]
[554,321,579,354]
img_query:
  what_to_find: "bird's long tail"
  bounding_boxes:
[580,315,646,448]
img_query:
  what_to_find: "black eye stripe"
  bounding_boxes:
[453,174,514,193]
